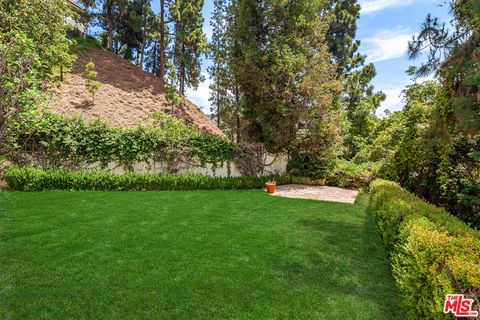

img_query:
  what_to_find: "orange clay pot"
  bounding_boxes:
[477,91,480,103]
[265,182,276,194]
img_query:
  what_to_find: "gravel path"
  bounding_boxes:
[270,184,358,204]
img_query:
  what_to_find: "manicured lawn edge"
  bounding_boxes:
[368,179,480,319]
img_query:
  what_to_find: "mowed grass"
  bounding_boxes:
[0,190,403,319]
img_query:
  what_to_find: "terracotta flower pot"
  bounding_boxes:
[265,182,276,194]
[477,91,480,103]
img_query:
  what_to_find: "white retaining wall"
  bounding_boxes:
[86,153,289,177]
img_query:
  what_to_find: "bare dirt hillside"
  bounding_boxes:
[51,48,223,136]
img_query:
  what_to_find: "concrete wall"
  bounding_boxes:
[86,153,289,177]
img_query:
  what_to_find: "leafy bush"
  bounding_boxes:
[289,159,377,190]
[287,152,336,180]
[326,159,378,190]
[4,166,293,191]
[369,179,480,319]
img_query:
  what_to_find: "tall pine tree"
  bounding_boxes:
[170,0,207,95]
[230,0,340,155]
[208,0,232,129]
[324,0,385,159]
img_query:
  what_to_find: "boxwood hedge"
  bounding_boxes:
[4,166,292,192]
[369,179,480,319]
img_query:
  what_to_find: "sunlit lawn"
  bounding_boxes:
[0,190,403,319]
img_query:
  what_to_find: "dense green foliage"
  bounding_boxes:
[326,160,377,190]
[402,0,480,226]
[0,190,403,319]
[4,166,291,191]
[0,0,74,130]
[0,0,74,81]
[5,112,234,171]
[289,159,376,190]
[369,179,480,319]
[228,0,343,184]
[346,0,480,227]
[368,73,480,227]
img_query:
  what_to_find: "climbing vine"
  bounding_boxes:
[4,111,235,172]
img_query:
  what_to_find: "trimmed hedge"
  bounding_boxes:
[4,166,293,191]
[369,179,480,319]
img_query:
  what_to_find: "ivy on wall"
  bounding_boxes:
[4,111,236,173]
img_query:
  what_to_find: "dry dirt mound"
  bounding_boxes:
[51,48,223,136]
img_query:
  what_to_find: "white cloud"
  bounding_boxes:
[359,0,414,14]
[186,73,212,114]
[376,76,438,116]
[363,27,412,63]
[377,85,405,116]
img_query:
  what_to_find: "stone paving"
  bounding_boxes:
[269,184,358,204]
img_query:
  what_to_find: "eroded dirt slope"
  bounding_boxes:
[51,48,223,136]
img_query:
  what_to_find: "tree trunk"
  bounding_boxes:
[236,113,241,143]
[235,86,241,143]
[216,89,220,127]
[107,1,113,50]
[179,44,186,95]
[139,36,146,67]
[135,49,140,66]
[179,71,185,95]
[179,68,185,96]
[215,40,220,127]
[152,38,158,75]
[159,0,166,93]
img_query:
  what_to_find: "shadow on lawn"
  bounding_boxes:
[274,212,405,319]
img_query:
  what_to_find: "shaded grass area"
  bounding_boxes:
[0,191,403,319]
[69,36,101,54]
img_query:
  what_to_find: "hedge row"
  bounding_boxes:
[4,166,293,191]
[369,179,480,319]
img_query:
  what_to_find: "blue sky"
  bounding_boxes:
[151,0,451,116]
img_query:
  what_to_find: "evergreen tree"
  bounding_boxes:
[343,64,386,158]
[230,0,340,155]
[97,0,127,50]
[325,0,363,75]
[208,0,232,128]
[324,0,385,159]
[85,61,102,105]
[170,0,208,95]
[135,0,155,67]
[408,0,480,135]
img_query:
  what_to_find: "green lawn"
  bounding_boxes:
[0,190,403,319]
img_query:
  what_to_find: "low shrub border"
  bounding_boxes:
[289,159,377,190]
[4,166,293,191]
[326,160,378,190]
[368,179,480,319]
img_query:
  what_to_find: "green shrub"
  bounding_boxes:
[4,166,292,192]
[289,159,377,190]
[369,179,480,319]
[287,152,336,180]
[326,159,378,190]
